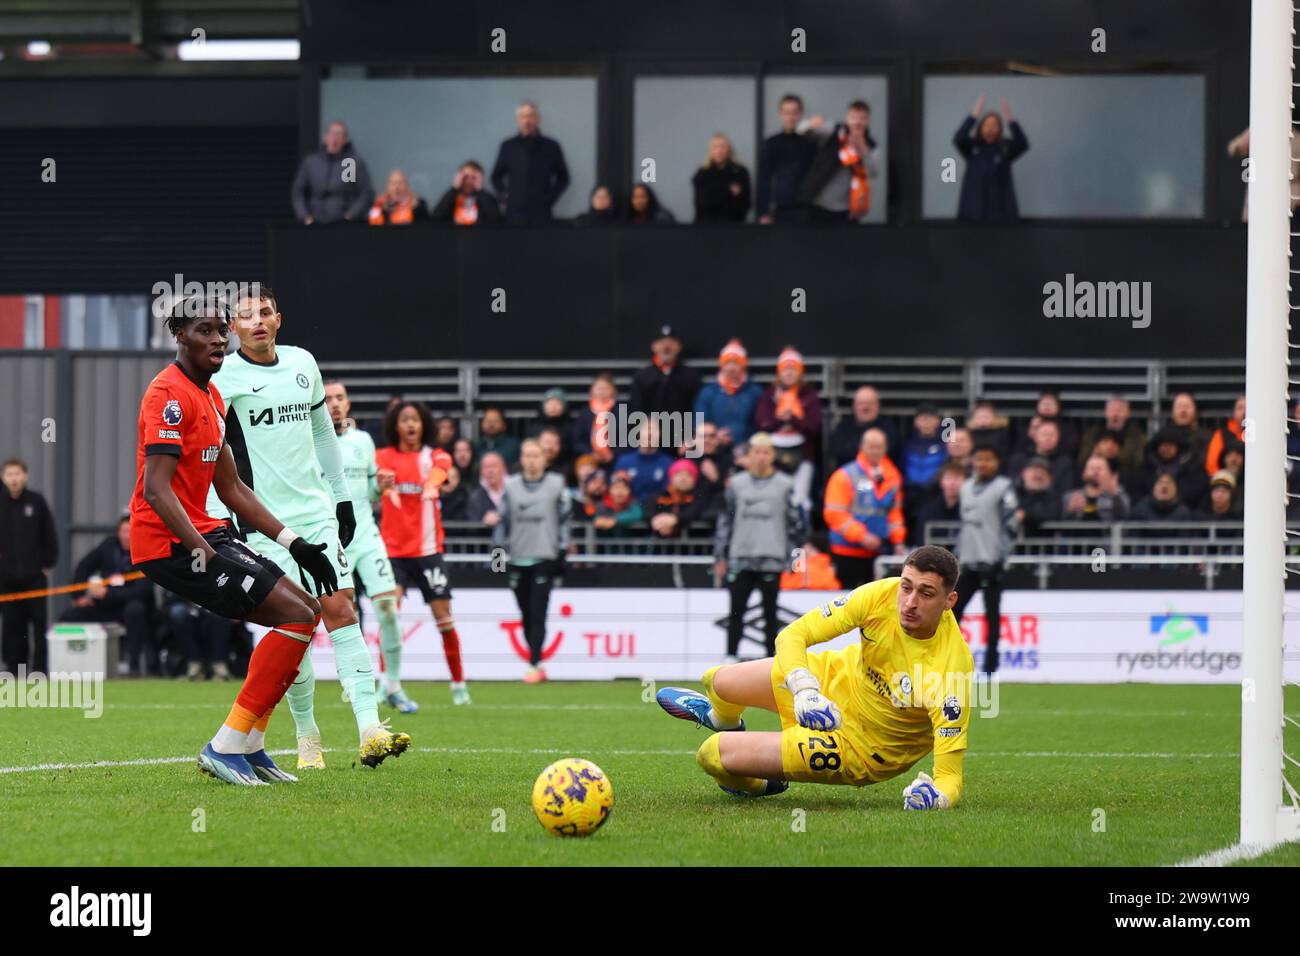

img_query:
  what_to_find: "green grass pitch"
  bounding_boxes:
[1,679,1296,866]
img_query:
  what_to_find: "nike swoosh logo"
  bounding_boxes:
[252,385,267,392]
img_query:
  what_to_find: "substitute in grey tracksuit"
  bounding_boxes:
[494,441,572,676]
[714,434,805,658]
[952,444,1020,674]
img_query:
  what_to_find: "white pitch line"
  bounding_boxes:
[0,747,1234,775]
[1172,842,1279,867]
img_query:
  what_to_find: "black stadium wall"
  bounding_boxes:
[267,222,1245,361]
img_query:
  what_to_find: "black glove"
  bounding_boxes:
[289,537,338,596]
[335,500,356,548]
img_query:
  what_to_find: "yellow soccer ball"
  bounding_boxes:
[531,758,614,837]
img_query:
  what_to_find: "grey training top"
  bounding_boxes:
[956,474,1020,568]
[495,473,571,563]
[714,470,804,572]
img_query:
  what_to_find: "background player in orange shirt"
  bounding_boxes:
[375,400,470,705]
[130,295,337,786]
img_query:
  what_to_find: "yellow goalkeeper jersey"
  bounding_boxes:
[774,577,974,779]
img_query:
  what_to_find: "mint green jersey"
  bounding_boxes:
[336,423,379,535]
[205,345,345,531]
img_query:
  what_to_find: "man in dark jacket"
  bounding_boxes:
[953,95,1029,223]
[757,93,817,224]
[629,325,702,425]
[430,160,502,225]
[59,516,157,675]
[0,459,58,672]
[828,386,898,465]
[801,101,879,223]
[490,101,570,224]
[291,120,374,224]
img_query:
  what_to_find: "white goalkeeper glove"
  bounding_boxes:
[784,667,842,731]
[902,771,951,811]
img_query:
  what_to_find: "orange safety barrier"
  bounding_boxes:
[0,571,146,604]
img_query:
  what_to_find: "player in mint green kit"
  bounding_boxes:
[207,285,410,771]
[323,379,418,714]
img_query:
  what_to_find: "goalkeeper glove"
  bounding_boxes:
[902,771,951,811]
[335,501,356,548]
[784,667,842,731]
[290,537,338,597]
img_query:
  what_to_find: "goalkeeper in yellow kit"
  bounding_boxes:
[657,545,971,810]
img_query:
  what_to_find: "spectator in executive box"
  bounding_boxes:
[0,458,57,673]
[1063,455,1131,523]
[612,422,674,505]
[900,401,949,517]
[910,459,966,547]
[1226,127,1300,222]
[368,169,429,225]
[452,437,478,485]
[629,324,702,425]
[291,120,374,225]
[692,133,752,222]
[953,95,1028,224]
[467,451,508,524]
[650,459,711,538]
[823,428,907,589]
[575,185,620,225]
[1008,419,1076,495]
[694,339,763,447]
[474,405,520,468]
[1015,456,1062,534]
[800,100,880,223]
[570,373,621,465]
[1143,426,1208,511]
[59,515,156,676]
[593,472,645,536]
[1014,390,1079,462]
[166,596,234,681]
[1077,396,1147,478]
[715,433,803,661]
[966,400,1013,467]
[490,101,570,224]
[754,346,823,514]
[625,183,676,224]
[495,439,571,684]
[1198,470,1243,522]
[757,93,817,224]
[1205,395,1246,476]
[952,444,1020,674]
[828,385,899,466]
[1132,472,1193,525]
[431,160,502,225]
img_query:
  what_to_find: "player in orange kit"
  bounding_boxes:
[375,400,471,705]
[130,293,337,786]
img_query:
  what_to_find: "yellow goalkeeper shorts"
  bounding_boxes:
[770,646,896,788]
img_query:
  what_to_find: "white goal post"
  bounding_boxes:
[1242,0,1300,848]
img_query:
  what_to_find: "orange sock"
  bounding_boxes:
[235,622,314,717]
[439,625,464,682]
[223,702,259,735]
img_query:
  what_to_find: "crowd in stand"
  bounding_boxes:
[348,326,1261,594]
[291,93,1029,227]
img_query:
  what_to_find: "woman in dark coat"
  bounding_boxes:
[953,95,1029,223]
